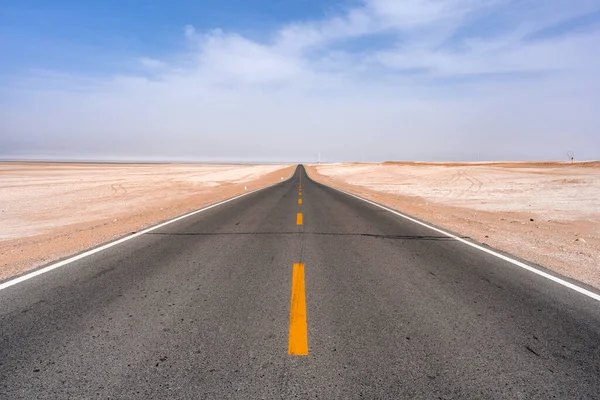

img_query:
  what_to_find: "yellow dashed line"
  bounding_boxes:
[296,213,303,225]
[298,198,303,204]
[288,263,308,355]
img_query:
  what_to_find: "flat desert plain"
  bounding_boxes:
[308,162,600,289]
[0,163,294,280]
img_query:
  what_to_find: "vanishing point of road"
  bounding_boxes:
[1,165,599,398]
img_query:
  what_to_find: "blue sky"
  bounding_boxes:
[1,0,599,162]
[1,0,346,74]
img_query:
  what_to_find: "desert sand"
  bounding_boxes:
[307,162,600,289]
[0,163,294,280]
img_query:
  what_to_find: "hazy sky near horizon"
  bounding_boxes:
[1,0,599,162]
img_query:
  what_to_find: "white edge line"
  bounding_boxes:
[313,178,600,303]
[0,178,289,292]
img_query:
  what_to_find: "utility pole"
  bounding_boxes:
[567,151,575,164]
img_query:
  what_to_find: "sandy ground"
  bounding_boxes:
[0,163,294,280]
[307,162,600,289]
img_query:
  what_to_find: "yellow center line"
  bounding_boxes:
[288,263,308,355]
[298,198,303,204]
[296,212,303,225]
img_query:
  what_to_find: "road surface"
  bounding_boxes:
[1,165,600,398]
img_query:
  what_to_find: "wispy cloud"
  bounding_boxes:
[138,57,167,69]
[184,24,196,39]
[1,0,599,161]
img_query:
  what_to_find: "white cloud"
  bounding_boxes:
[366,0,481,26]
[197,30,305,84]
[275,8,377,54]
[373,29,600,77]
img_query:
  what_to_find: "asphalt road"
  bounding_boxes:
[1,165,600,399]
